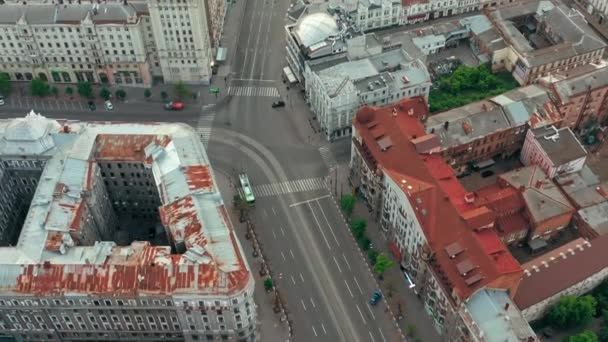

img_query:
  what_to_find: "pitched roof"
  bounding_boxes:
[353,99,521,301]
[515,236,606,310]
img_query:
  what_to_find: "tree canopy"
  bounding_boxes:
[340,194,355,217]
[374,253,394,276]
[0,73,11,95]
[563,330,598,342]
[29,78,50,97]
[77,82,93,98]
[547,295,597,329]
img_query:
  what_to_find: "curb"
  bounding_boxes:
[324,175,407,342]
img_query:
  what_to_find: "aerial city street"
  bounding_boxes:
[1,0,608,341]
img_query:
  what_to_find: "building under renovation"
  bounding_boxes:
[0,112,255,342]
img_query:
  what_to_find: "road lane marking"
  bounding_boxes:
[354,277,363,294]
[321,323,327,334]
[290,249,295,259]
[310,297,316,308]
[272,230,276,239]
[312,325,317,337]
[366,303,376,320]
[248,0,266,80]
[231,78,276,82]
[290,275,296,285]
[263,209,267,218]
[369,331,376,342]
[281,251,286,262]
[378,328,386,342]
[299,272,304,283]
[342,253,351,270]
[280,226,286,236]
[317,201,340,246]
[271,207,277,216]
[288,194,330,207]
[308,203,331,249]
[301,299,307,311]
[356,304,367,325]
[333,256,342,273]
[344,280,354,298]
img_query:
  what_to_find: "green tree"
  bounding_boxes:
[564,330,599,342]
[233,194,250,222]
[172,81,190,101]
[115,88,126,101]
[99,87,112,101]
[29,78,50,97]
[77,82,93,98]
[358,236,371,251]
[51,86,59,97]
[263,277,273,292]
[406,324,416,337]
[548,295,597,329]
[340,194,355,217]
[598,326,608,342]
[65,87,73,96]
[368,250,378,265]
[374,253,394,277]
[160,91,168,101]
[144,88,152,99]
[350,219,367,239]
[0,73,11,95]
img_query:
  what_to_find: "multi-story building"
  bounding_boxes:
[350,100,525,339]
[423,85,560,176]
[539,62,608,131]
[353,0,404,31]
[520,125,587,178]
[486,0,606,85]
[574,201,608,239]
[0,1,219,86]
[305,47,431,140]
[576,0,608,25]
[0,112,256,342]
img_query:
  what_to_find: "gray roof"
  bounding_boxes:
[500,166,574,224]
[0,4,139,25]
[578,201,608,235]
[555,166,607,209]
[490,0,606,67]
[531,126,587,166]
[465,289,537,341]
[552,67,608,104]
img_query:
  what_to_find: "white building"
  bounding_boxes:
[520,125,588,178]
[304,47,431,140]
[0,1,220,86]
[354,0,404,31]
[0,112,256,341]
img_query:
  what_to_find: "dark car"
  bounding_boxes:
[271,100,285,108]
[481,170,495,178]
[369,290,382,305]
[88,101,96,111]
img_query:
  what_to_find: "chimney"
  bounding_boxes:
[535,180,543,189]
[504,302,510,311]
[444,121,449,130]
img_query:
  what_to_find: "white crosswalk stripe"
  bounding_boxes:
[251,177,328,198]
[196,104,216,148]
[228,86,280,97]
[319,146,337,169]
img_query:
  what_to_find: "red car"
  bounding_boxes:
[164,102,184,110]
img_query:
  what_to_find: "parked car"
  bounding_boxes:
[369,290,382,305]
[104,101,114,111]
[481,170,495,178]
[164,102,184,110]
[88,101,96,111]
[271,100,285,108]
[0,95,4,106]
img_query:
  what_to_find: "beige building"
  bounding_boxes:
[0,112,256,342]
[0,1,220,86]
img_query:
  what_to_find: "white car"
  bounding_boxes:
[104,101,114,111]
[0,96,4,106]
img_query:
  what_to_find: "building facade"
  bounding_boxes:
[0,1,219,86]
[0,112,256,342]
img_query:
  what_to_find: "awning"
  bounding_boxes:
[473,158,495,169]
[407,13,427,21]
[283,66,297,84]
[216,47,227,62]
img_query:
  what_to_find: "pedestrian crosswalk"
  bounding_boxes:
[228,86,280,97]
[319,146,337,169]
[250,177,327,198]
[196,103,216,148]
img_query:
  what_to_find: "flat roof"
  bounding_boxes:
[532,126,587,166]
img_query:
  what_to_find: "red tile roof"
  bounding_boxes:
[353,99,522,301]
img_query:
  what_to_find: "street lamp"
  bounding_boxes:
[404,270,416,289]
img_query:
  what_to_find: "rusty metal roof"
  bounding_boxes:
[0,113,251,296]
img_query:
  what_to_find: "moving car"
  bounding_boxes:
[164,102,184,110]
[0,95,4,106]
[88,101,96,111]
[369,290,382,305]
[271,100,285,108]
[104,101,114,111]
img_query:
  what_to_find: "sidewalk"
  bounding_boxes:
[331,164,442,342]
[214,169,290,342]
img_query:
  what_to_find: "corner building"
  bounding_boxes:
[0,112,256,342]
